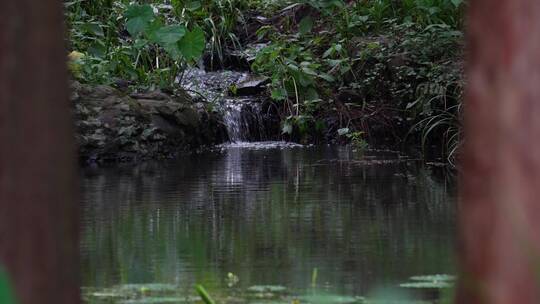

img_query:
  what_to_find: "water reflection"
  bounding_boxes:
[80,145,456,296]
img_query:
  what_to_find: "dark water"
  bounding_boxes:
[80,143,456,297]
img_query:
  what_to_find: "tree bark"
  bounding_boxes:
[0,1,79,303]
[458,1,540,303]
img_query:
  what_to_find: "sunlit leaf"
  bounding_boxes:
[281,122,293,135]
[338,128,350,136]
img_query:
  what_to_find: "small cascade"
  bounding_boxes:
[180,68,277,143]
[221,98,268,142]
[222,101,245,142]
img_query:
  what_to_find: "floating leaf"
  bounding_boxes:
[247,285,287,293]
[399,281,453,289]
[120,297,192,304]
[125,4,154,37]
[400,274,456,289]
[299,294,358,304]
[409,274,456,282]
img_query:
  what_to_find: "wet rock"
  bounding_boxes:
[71,81,226,163]
[130,90,172,101]
[174,106,200,128]
[232,76,269,96]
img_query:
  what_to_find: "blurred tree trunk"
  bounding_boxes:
[0,1,79,304]
[458,1,540,303]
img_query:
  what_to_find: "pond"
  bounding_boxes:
[80,143,457,303]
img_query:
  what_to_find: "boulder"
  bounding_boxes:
[231,76,269,96]
[71,81,226,163]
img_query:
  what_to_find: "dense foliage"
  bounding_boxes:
[66,0,465,163]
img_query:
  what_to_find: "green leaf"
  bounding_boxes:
[178,27,205,62]
[318,73,335,82]
[133,39,149,50]
[144,19,164,43]
[83,22,104,37]
[271,87,287,100]
[87,41,107,58]
[450,0,462,7]
[195,285,215,304]
[125,4,154,37]
[0,268,16,304]
[301,66,318,76]
[323,46,334,58]
[338,128,350,136]
[154,25,186,46]
[282,121,293,135]
[185,1,202,11]
[298,16,314,35]
[164,44,183,60]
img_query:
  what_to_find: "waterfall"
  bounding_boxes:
[180,68,277,143]
[221,98,267,143]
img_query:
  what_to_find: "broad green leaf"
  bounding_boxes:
[154,25,186,46]
[178,27,205,62]
[125,4,154,37]
[164,43,183,61]
[144,19,164,43]
[271,87,287,100]
[450,0,462,7]
[298,16,314,35]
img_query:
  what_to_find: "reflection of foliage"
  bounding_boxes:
[81,147,456,298]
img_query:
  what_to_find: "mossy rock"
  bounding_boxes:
[175,107,200,128]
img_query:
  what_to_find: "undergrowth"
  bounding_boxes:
[66,0,465,164]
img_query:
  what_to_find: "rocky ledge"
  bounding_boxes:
[71,82,227,163]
